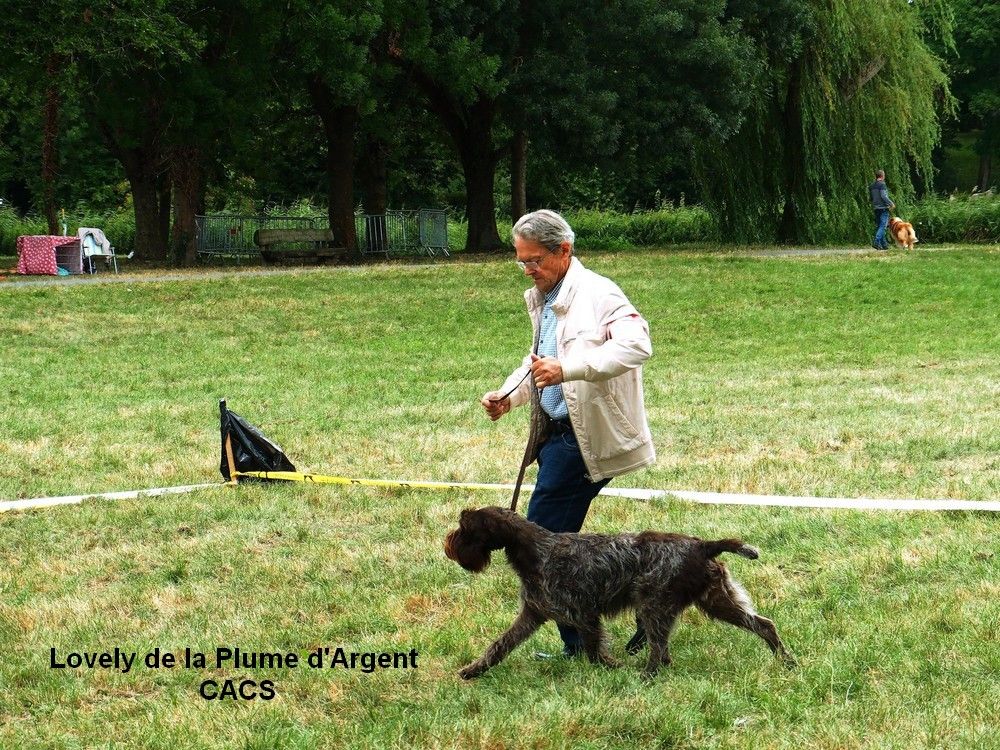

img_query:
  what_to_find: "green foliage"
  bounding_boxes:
[911,194,1000,243]
[449,205,717,254]
[0,206,46,256]
[949,0,1000,178]
[0,0,984,257]
[699,0,954,243]
[936,131,985,193]
[567,207,717,250]
[513,0,759,212]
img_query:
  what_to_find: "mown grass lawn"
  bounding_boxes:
[1,245,998,749]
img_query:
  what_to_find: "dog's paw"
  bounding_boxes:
[640,666,660,681]
[458,663,484,680]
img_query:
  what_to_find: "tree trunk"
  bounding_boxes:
[460,101,502,253]
[511,129,528,224]
[778,62,805,244]
[97,99,169,262]
[359,133,388,255]
[384,53,503,252]
[120,147,169,262]
[978,153,992,192]
[41,55,62,234]
[307,76,359,260]
[169,146,204,265]
[462,150,502,252]
[358,133,388,215]
[159,171,173,253]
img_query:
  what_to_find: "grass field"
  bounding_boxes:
[1,245,998,749]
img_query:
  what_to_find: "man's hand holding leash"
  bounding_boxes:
[482,354,563,421]
[481,392,511,421]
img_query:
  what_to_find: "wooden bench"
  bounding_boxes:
[253,228,345,265]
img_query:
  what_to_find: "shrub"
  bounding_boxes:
[910,194,1000,243]
[0,208,46,256]
[566,206,717,250]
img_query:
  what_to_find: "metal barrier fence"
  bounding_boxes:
[195,215,320,262]
[196,210,448,262]
[359,210,449,258]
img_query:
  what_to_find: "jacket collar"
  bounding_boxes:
[525,257,582,313]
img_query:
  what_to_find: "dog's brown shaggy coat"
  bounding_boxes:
[889,216,918,250]
[445,507,794,678]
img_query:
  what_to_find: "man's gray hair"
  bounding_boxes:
[512,209,575,253]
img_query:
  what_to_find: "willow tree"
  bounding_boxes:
[698,0,954,243]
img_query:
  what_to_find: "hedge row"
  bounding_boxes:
[909,194,1000,243]
[3,196,997,258]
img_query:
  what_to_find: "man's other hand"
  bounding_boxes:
[530,354,564,389]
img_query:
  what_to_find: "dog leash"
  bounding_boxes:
[509,387,541,513]
[508,331,544,513]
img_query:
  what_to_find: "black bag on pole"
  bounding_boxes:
[219,399,296,482]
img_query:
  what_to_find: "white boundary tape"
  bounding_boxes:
[600,487,1000,512]
[2,479,999,514]
[0,483,219,514]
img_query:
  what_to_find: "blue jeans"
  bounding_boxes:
[873,209,890,249]
[526,423,611,649]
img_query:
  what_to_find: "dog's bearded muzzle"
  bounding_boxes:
[444,527,490,572]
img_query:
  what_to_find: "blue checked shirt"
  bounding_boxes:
[538,278,569,420]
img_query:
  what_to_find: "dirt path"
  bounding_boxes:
[0,263,445,289]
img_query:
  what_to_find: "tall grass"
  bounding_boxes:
[568,206,717,248]
[0,206,46,256]
[3,195,997,262]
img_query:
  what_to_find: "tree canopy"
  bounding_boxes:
[0,0,982,258]
[697,0,954,243]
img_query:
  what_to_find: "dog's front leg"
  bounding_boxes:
[459,606,545,679]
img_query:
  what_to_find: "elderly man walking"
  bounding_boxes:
[481,209,655,657]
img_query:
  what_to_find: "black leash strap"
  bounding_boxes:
[509,332,542,513]
[509,455,531,513]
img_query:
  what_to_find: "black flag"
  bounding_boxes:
[219,399,296,482]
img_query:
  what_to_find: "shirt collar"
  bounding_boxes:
[544,276,565,305]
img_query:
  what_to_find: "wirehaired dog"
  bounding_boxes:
[445,507,794,678]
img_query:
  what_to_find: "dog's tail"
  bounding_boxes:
[703,539,759,560]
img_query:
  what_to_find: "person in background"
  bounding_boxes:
[869,169,896,251]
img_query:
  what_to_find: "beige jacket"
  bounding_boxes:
[500,257,655,482]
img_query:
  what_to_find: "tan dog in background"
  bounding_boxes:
[888,217,918,250]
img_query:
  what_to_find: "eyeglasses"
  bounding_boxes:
[515,248,554,271]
